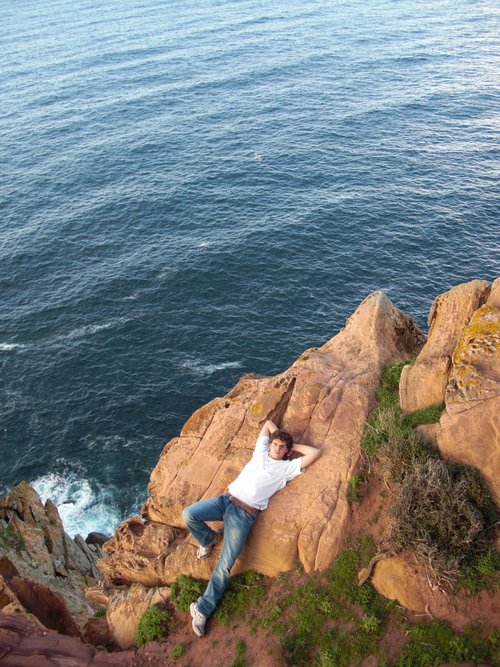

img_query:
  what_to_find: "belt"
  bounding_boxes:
[228,494,259,514]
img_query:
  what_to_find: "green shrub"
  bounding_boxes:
[170,574,206,612]
[389,459,498,578]
[347,475,362,502]
[215,570,267,624]
[459,547,500,595]
[94,607,106,618]
[135,605,170,647]
[172,642,186,659]
[395,621,496,666]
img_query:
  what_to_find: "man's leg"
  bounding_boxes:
[182,496,225,548]
[196,500,257,619]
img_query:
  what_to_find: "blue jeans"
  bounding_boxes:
[182,494,257,618]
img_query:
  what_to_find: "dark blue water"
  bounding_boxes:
[1,0,498,536]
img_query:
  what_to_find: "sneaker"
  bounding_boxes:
[190,602,206,637]
[196,530,222,560]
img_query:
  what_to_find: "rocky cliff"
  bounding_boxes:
[100,291,425,586]
[0,481,104,637]
[0,279,498,663]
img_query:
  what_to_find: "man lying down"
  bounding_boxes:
[182,419,322,637]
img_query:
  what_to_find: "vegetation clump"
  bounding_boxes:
[171,570,267,625]
[347,475,362,502]
[361,359,498,585]
[390,459,498,579]
[230,639,249,667]
[394,621,499,667]
[277,537,394,666]
[135,604,170,647]
[171,574,205,612]
[361,359,440,483]
[172,642,186,659]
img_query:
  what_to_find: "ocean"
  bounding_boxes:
[1,0,498,537]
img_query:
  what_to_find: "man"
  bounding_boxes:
[182,419,321,637]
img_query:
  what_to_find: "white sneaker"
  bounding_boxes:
[196,530,222,560]
[190,602,206,637]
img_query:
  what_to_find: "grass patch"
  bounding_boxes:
[230,639,249,667]
[394,621,499,666]
[459,547,500,595]
[171,574,206,612]
[172,642,186,659]
[215,570,267,625]
[403,402,444,428]
[171,570,267,625]
[135,604,170,647]
[361,358,442,483]
[276,537,394,666]
[347,475,362,502]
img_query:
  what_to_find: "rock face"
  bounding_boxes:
[100,292,424,585]
[0,482,104,633]
[106,584,170,649]
[399,280,490,413]
[399,277,500,502]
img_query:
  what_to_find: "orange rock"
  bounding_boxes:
[399,280,490,412]
[372,556,426,613]
[429,277,500,502]
[106,583,170,649]
[101,291,424,584]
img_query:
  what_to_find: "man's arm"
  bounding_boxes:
[292,443,322,469]
[259,419,278,439]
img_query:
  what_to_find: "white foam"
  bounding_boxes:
[180,358,242,377]
[0,343,25,351]
[65,320,117,339]
[32,471,121,538]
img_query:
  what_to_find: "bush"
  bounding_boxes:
[94,607,106,618]
[171,574,206,612]
[135,605,170,647]
[389,459,497,578]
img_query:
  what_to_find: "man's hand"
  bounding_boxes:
[292,443,322,469]
[259,419,278,438]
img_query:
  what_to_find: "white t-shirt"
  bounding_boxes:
[227,435,303,510]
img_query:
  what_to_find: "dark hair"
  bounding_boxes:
[270,429,294,458]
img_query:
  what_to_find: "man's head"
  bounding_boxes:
[269,429,293,460]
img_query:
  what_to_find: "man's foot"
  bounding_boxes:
[190,602,206,637]
[196,530,222,560]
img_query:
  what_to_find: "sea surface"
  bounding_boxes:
[1,0,498,537]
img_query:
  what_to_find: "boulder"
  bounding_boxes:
[399,280,490,413]
[371,556,426,613]
[106,583,170,649]
[100,291,424,585]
